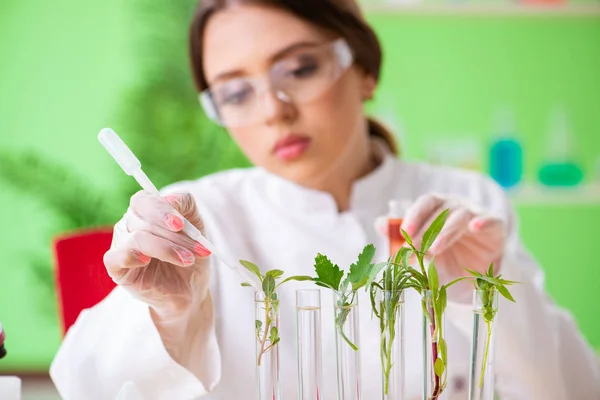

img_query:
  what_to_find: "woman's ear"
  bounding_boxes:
[362,74,377,101]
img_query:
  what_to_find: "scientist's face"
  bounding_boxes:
[202,4,376,186]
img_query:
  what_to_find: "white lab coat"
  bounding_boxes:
[50,147,600,400]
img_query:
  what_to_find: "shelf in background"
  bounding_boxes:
[363,3,600,16]
[509,183,600,205]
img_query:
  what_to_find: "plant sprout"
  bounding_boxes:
[366,246,412,395]
[239,260,312,366]
[311,244,376,350]
[463,264,518,388]
[367,209,453,399]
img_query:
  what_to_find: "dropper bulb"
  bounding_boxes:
[98,128,141,175]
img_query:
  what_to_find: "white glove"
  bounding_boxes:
[103,190,212,320]
[376,194,506,281]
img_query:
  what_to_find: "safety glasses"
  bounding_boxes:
[199,38,354,128]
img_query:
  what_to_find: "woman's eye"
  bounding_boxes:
[217,87,252,106]
[289,63,319,78]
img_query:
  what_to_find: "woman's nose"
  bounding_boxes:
[262,90,298,126]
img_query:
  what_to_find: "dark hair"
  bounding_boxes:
[188,0,399,155]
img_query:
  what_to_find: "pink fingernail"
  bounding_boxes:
[165,214,184,230]
[194,242,211,257]
[473,219,484,230]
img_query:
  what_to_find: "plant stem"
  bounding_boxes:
[383,312,396,394]
[380,332,386,390]
[429,305,442,399]
[479,319,492,389]
[337,292,358,350]
[381,290,400,396]
[418,255,427,279]
[257,297,272,367]
[338,325,358,351]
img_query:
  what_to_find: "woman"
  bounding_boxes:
[50,1,600,399]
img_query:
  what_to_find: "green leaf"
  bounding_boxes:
[465,268,483,277]
[266,269,284,279]
[241,282,252,287]
[255,320,262,331]
[439,338,448,362]
[445,276,470,288]
[262,275,275,295]
[367,262,387,289]
[422,299,433,325]
[481,288,489,305]
[370,285,380,319]
[438,285,448,311]
[393,247,402,265]
[496,278,519,285]
[277,275,313,287]
[428,260,439,295]
[476,277,489,291]
[314,281,335,290]
[401,228,414,247]
[433,286,446,343]
[347,244,376,290]
[474,274,502,287]
[421,209,450,253]
[269,326,279,342]
[487,263,494,277]
[405,268,428,290]
[240,260,263,281]
[401,247,411,267]
[434,357,445,378]
[314,253,344,292]
[496,284,516,302]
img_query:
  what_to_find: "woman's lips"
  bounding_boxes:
[273,134,311,161]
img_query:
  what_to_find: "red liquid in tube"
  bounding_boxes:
[387,200,407,257]
[388,217,405,257]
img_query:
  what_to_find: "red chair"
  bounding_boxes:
[52,228,117,336]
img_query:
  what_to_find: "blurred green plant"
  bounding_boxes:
[0,0,249,317]
[0,150,125,320]
[118,0,250,190]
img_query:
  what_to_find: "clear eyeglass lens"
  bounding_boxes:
[200,39,352,128]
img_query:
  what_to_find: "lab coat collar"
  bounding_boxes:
[258,139,400,216]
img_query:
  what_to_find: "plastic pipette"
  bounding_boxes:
[98,128,261,291]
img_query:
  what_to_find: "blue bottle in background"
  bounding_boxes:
[489,108,523,189]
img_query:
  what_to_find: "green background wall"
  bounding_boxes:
[0,0,598,372]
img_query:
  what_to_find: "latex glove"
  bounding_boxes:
[376,194,506,280]
[103,190,212,320]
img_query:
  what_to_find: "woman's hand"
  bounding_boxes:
[378,194,506,280]
[103,191,212,320]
